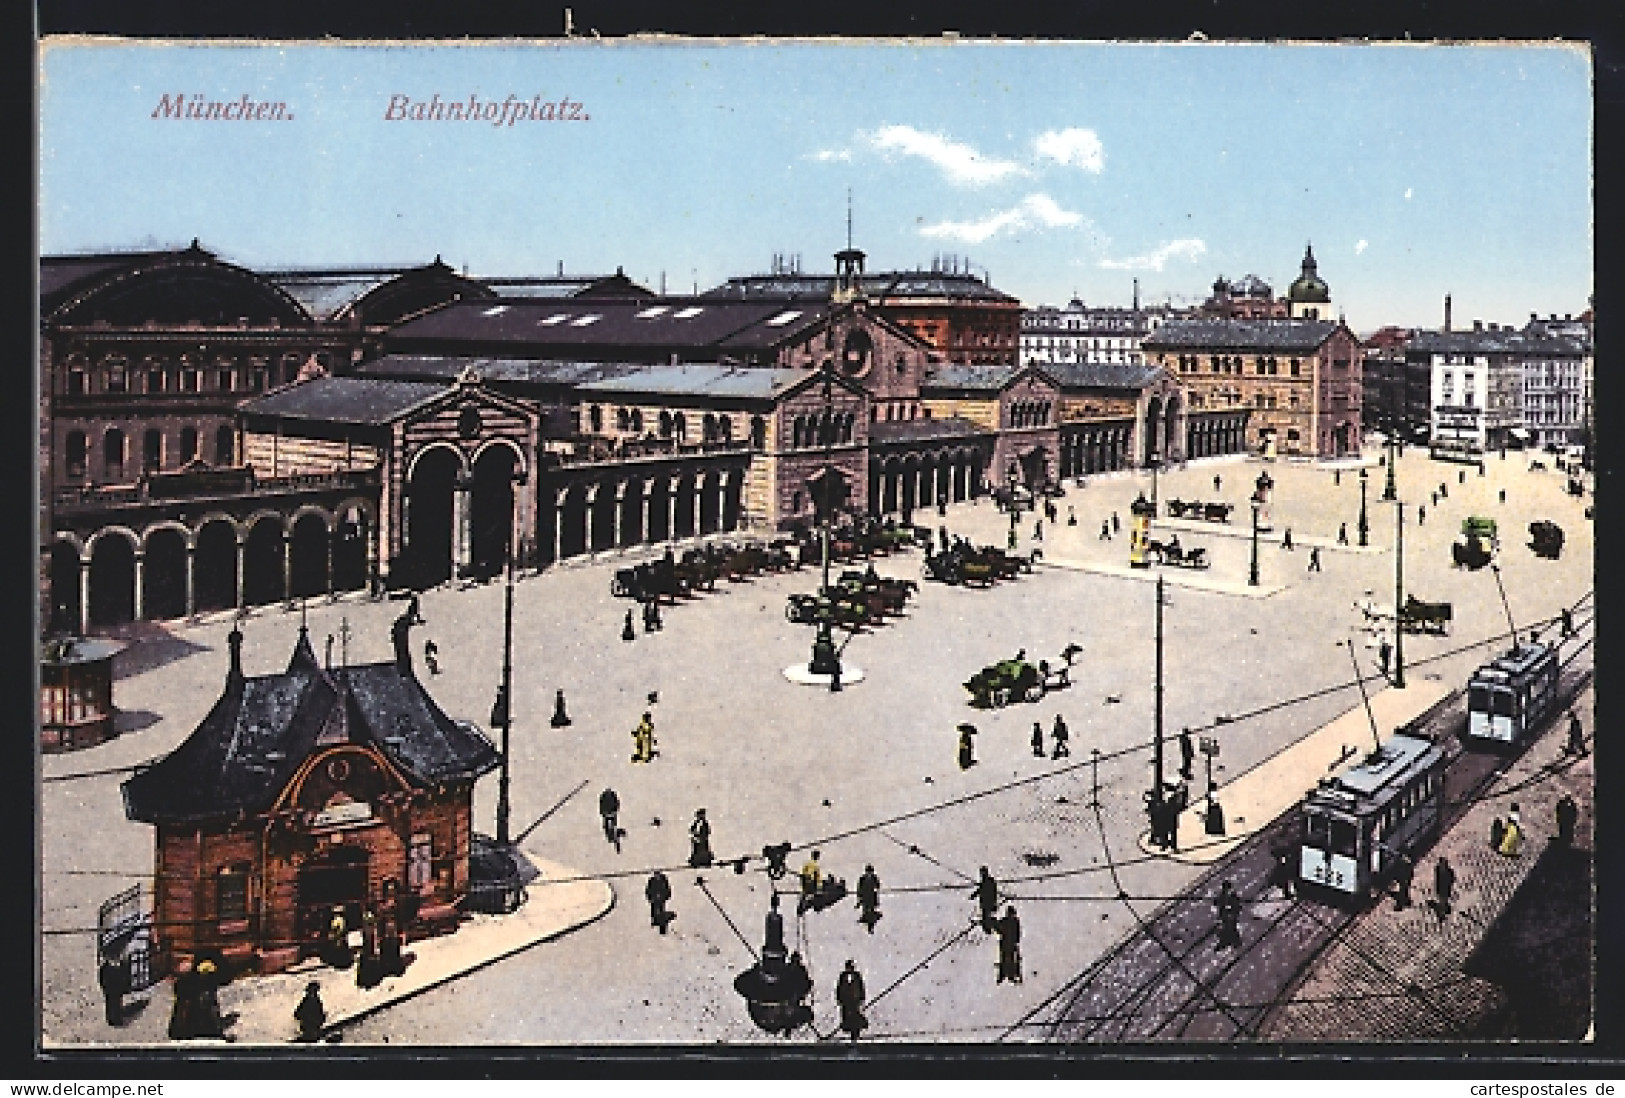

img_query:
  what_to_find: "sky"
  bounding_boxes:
[39,39,1592,333]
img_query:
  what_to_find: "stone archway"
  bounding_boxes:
[404,447,461,588]
[698,471,722,535]
[194,520,239,612]
[807,467,850,522]
[243,518,287,607]
[646,478,670,543]
[289,513,331,599]
[142,527,189,621]
[589,482,617,552]
[89,533,137,626]
[49,541,81,634]
[1144,396,1164,465]
[557,484,589,559]
[673,473,697,539]
[470,446,518,579]
[332,506,369,593]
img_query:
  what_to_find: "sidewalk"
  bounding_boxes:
[1137,676,1454,863]
[1259,685,1595,1040]
[1039,554,1287,599]
[60,852,612,1047]
[1154,515,1387,556]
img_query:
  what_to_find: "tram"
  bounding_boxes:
[1465,640,1560,748]
[1299,730,1448,903]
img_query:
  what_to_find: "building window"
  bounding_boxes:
[217,864,249,921]
[408,833,433,891]
[143,429,162,473]
[216,369,234,392]
[106,365,126,393]
[179,426,199,464]
[616,407,631,431]
[673,413,687,442]
[67,369,87,396]
[659,410,673,438]
[146,367,164,393]
[630,409,644,434]
[215,425,234,465]
[104,429,125,480]
[65,431,87,478]
[589,405,603,433]
[1290,359,1301,377]
[750,416,767,449]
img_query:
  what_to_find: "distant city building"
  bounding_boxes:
[1360,327,1429,444]
[1200,273,1285,319]
[1019,281,1185,368]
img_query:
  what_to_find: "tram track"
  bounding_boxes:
[1036,617,1594,1043]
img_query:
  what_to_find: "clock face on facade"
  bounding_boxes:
[457,406,482,439]
[840,329,873,378]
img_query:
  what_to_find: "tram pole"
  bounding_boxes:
[1152,573,1166,808]
[1393,500,1405,688]
[1489,563,1520,653]
[494,521,515,845]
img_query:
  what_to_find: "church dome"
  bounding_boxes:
[1287,244,1330,304]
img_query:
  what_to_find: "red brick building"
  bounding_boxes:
[120,620,498,975]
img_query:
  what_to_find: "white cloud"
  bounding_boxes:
[807,148,852,163]
[1355,239,1369,255]
[1098,238,1207,272]
[919,193,1085,244]
[1034,128,1105,173]
[1404,188,1413,200]
[864,124,1026,187]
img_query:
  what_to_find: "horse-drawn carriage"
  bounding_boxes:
[963,649,1072,708]
[1144,535,1210,570]
[785,567,917,631]
[1164,498,1234,523]
[1398,595,1453,636]
[833,568,918,617]
[992,484,1036,513]
[792,516,920,565]
[1567,477,1586,498]
[922,542,1038,587]
[1528,520,1565,560]
[1452,516,1498,570]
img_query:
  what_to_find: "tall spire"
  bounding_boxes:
[846,187,853,251]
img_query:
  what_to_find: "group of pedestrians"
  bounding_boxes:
[1027,714,1071,760]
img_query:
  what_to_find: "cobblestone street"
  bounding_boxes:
[43,446,1592,1045]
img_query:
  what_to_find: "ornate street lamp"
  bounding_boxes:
[1382,433,1398,502]
[808,364,842,687]
[1358,467,1370,547]
[1249,501,1261,587]
[1148,451,1162,514]
[492,470,526,844]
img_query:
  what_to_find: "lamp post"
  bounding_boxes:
[1249,502,1261,587]
[493,513,516,845]
[1393,499,1406,688]
[1357,467,1370,547]
[808,365,842,685]
[1382,433,1398,502]
[1148,451,1161,514]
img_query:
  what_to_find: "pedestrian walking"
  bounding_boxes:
[994,905,1023,984]
[1490,816,1506,851]
[1007,525,1018,551]
[1032,520,1044,542]
[1379,638,1393,678]
[645,871,673,933]
[1050,714,1071,759]
[1499,816,1524,857]
[1498,488,1506,504]
[1565,709,1587,756]
[423,639,440,675]
[1430,490,1438,508]
[167,960,196,1041]
[550,688,572,728]
[1478,461,1486,477]
[857,865,882,932]
[1555,795,1579,847]
[688,809,714,868]
[1334,469,1342,486]
[973,867,1000,931]
[98,950,129,1027]
[1100,519,1111,540]
[1213,474,1223,493]
[1307,546,1322,573]
[355,908,382,989]
[622,609,636,642]
[294,981,326,1042]
[1459,469,1466,485]
[1433,856,1456,918]
[1112,511,1121,534]
[1266,845,1295,900]
[1392,853,1414,910]
[798,849,823,914]
[1338,522,1349,545]
[191,958,230,1040]
[1214,881,1242,949]
[1030,721,1046,758]
[1281,527,1294,551]
[1067,505,1077,527]
[957,724,978,770]
[598,788,622,851]
[1561,607,1575,637]
[1418,505,1426,525]
[1179,727,1195,782]
[631,711,656,763]
[836,960,868,1040]
[1439,481,1448,499]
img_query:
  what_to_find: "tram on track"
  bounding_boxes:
[1465,640,1560,748]
[1299,730,1448,903]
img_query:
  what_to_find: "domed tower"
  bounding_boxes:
[1287,244,1333,320]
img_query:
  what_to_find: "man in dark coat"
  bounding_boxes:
[645,871,673,933]
[856,865,882,932]
[1266,845,1295,900]
[1031,721,1046,758]
[973,867,999,932]
[994,905,1023,984]
[763,893,787,962]
[957,724,977,770]
[1214,881,1242,949]
[1051,714,1070,760]
[1555,795,1579,847]
[550,688,572,727]
[294,981,326,1042]
[836,960,868,1040]
[1566,710,1587,756]
[622,609,637,642]
[599,788,622,851]
[1179,727,1196,782]
[688,809,714,868]
[98,951,129,1027]
[1433,856,1456,918]
[1392,853,1414,910]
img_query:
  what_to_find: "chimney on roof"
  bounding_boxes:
[1444,294,1452,333]
[227,625,244,684]
[1473,319,1483,332]
[1133,278,1140,312]
[558,260,564,277]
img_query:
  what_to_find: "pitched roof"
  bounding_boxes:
[869,417,991,444]
[1407,329,1588,356]
[921,364,1024,392]
[239,376,449,425]
[576,363,813,400]
[121,628,497,825]
[1141,317,1341,352]
[1040,361,1167,391]
[704,269,1020,305]
[354,354,648,388]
